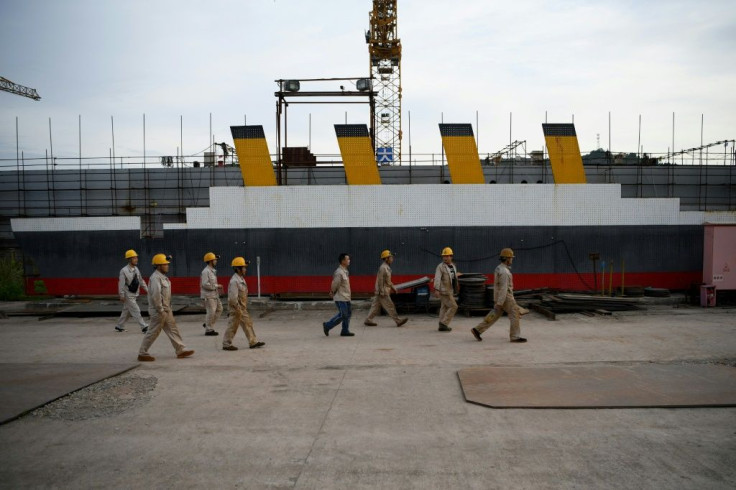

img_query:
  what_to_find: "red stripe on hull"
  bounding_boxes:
[26,271,701,296]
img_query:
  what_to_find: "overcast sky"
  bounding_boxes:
[1,0,735,166]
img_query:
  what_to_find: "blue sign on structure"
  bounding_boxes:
[377,146,393,164]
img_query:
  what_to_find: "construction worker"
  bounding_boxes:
[433,247,460,331]
[223,257,265,350]
[115,249,149,333]
[138,254,194,361]
[200,252,223,336]
[323,253,354,337]
[364,250,408,327]
[471,248,527,343]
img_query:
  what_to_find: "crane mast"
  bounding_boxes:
[0,77,41,101]
[367,0,401,164]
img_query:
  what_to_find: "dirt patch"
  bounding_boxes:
[30,373,157,421]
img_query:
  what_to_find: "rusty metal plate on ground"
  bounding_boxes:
[458,364,736,409]
[0,363,138,424]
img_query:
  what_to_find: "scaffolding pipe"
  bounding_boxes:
[609,263,614,297]
[257,256,261,298]
[601,261,606,296]
[620,259,625,296]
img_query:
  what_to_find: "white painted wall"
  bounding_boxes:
[165,184,730,230]
[12,184,736,233]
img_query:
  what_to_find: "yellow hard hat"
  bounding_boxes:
[441,247,454,256]
[124,249,138,259]
[500,248,515,258]
[380,249,393,259]
[152,253,171,265]
[231,257,248,267]
[203,252,220,263]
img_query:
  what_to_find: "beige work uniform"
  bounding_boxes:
[116,264,149,330]
[366,262,401,324]
[434,262,460,326]
[475,263,521,340]
[139,270,187,356]
[330,266,351,302]
[224,273,258,348]
[200,265,223,331]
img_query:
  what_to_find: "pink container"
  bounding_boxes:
[703,224,736,291]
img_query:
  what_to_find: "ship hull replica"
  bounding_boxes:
[11,183,729,296]
[10,123,735,296]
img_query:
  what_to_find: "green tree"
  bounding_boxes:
[0,255,25,300]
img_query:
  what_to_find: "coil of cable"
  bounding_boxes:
[485,285,494,307]
[458,273,488,308]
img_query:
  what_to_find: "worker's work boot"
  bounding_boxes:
[177,350,195,358]
[137,354,155,362]
[471,327,482,341]
[364,320,378,326]
[438,323,452,332]
[222,345,238,351]
[396,318,408,327]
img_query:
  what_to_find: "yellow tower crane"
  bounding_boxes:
[366,0,401,164]
[0,77,41,100]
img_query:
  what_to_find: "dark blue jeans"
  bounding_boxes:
[325,301,351,334]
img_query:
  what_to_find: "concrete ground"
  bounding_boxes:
[0,304,734,489]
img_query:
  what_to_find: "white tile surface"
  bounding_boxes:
[11,185,735,233]
[11,216,140,232]
[159,184,736,229]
